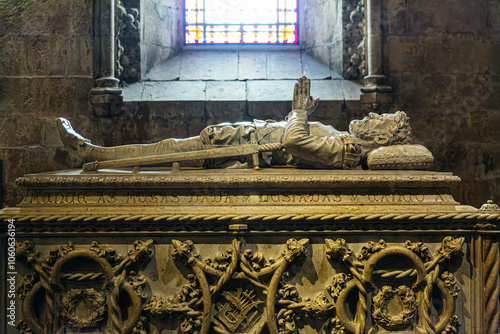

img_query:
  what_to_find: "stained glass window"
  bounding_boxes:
[185,0,298,44]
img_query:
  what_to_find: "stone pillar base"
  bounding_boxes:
[361,74,393,112]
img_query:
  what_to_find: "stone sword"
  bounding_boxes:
[82,143,282,171]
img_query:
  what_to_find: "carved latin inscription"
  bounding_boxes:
[22,189,451,206]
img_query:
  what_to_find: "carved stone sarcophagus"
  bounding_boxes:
[1,169,499,334]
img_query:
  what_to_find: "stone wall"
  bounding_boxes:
[142,0,183,77]
[0,0,96,207]
[299,0,344,74]
[0,0,499,208]
[383,0,500,208]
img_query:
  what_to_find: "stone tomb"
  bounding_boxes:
[1,168,499,334]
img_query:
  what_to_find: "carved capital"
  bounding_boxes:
[90,86,124,117]
[360,74,393,112]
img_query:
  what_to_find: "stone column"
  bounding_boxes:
[361,0,392,111]
[475,200,500,334]
[483,236,500,334]
[91,0,123,117]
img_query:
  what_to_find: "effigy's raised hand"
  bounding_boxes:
[292,76,319,115]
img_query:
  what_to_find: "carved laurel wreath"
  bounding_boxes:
[60,288,107,328]
[372,285,417,330]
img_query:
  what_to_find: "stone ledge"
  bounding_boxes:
[124,79,362,102]
[15,169,461,189]
[146,51,340,81]
[123,50,361,103]
[4,169,487,225]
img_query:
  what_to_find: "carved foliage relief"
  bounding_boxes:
[16,239,153,334]
[343,0,366,80]
[146,237,310,334]
[321,237,465,334]
[15,236,465,334]
[117,0,140,83]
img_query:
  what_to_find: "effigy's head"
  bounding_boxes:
[349,111,413,145]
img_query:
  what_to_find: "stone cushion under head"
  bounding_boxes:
[366,144,434,170]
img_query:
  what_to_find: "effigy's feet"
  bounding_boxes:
[56,118,91,166]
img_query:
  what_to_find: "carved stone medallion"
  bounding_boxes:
[214,289,263,333]
[60,288,107,328]
[372,285,417,330]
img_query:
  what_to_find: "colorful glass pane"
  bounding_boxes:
[184,0,298,44]
[278,25,297,43]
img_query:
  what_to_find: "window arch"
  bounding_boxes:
[96,0,372,87]
[92,0,391,115]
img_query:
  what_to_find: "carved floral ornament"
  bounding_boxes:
[15,236,464,334]
[60,288,107,328]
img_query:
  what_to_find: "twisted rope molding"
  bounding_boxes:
[61,272,104,281]
[109,270,126,334]
[484,238,500,334]
[3,212,499,224]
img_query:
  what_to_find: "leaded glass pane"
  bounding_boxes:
[184,0,298,44]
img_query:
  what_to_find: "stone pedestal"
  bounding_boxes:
[1,169,498,334]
